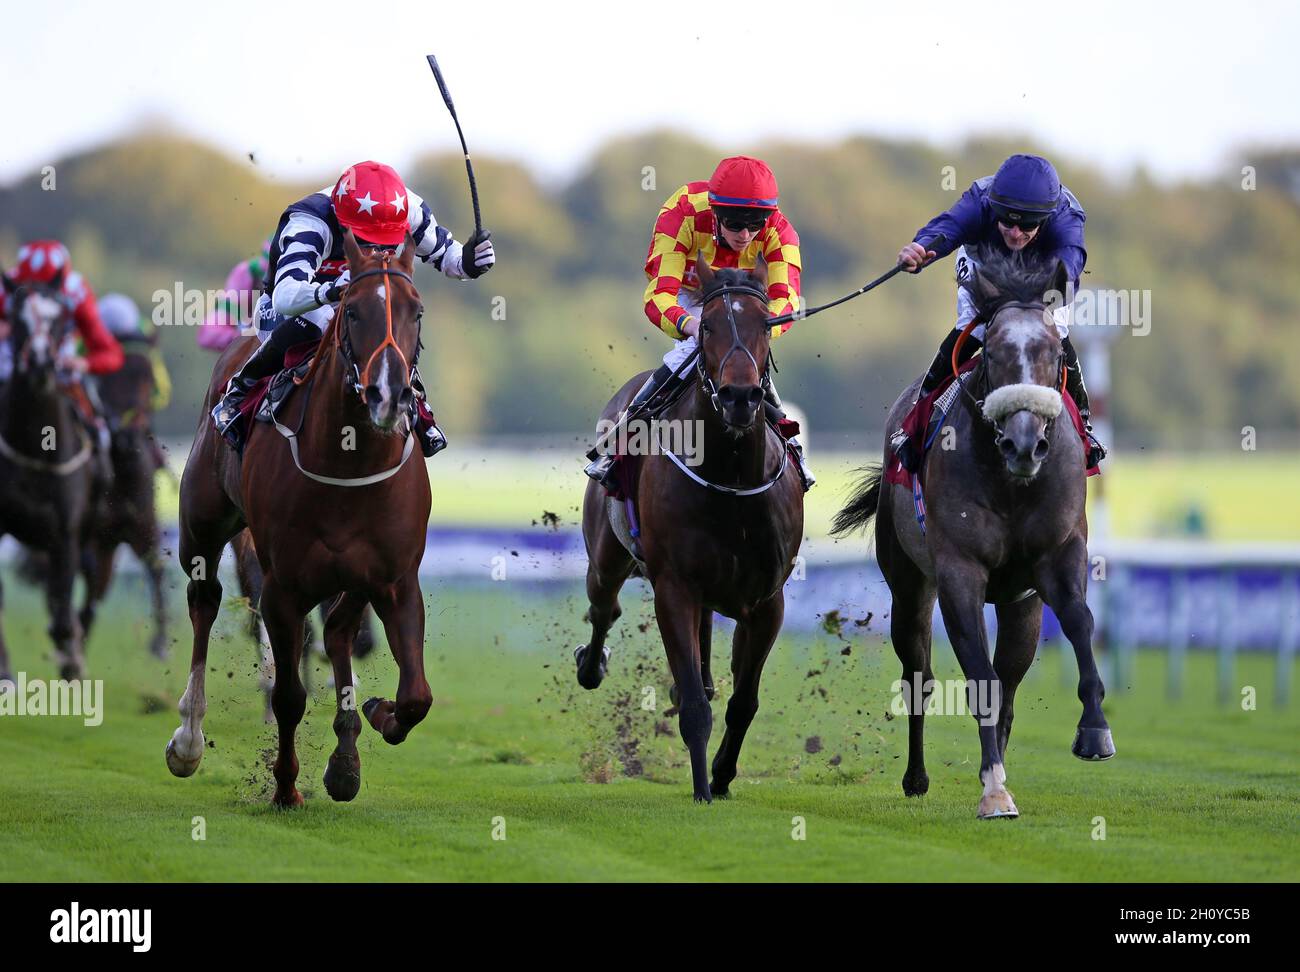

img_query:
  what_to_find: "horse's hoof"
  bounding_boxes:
[323,754,361,802]
[165,735,203,778]
[693,792,713,804]
[361,696,384,720]
[574,644,609,690]
[977,790,1019,819]
[710,783,731,799]
[902,771,930,797]
[1072,727,1116,761]
[272,788,304,809]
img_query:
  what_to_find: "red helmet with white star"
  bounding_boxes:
[11,240,72,285]
[331,161,411,245]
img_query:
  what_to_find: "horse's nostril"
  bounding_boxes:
[999,438,1018,458]
[745,387,764,408]
[397,387,414,410]
[1033,438,1050,461]
[364,385,383,406]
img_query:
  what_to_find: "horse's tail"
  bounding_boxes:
[830,464,884,537]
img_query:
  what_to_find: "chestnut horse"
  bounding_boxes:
[166,231,432,807]
[833,249,1112,819]
[578,261,804,802]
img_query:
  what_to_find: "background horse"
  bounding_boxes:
[0,274,104,681]
[78,338,169,660]
[833,249,1113,819]
[578,260,804,802]
[166,230,433,807]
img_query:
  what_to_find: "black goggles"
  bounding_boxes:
[715,210,769,233]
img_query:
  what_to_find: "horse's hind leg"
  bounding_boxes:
[363,570,431,745]
[891,580,938,797]
[576,497,634,690]
[232,530,274,722]
[77,536,115,654]
[260,575,308,807]
[1034,537,1114,761]
[993,595,1043,759]
[710,593,783,798]
[321,592,367,802]
[653,576,711,802]
[130,518,170,659]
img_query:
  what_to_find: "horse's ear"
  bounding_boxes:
[49,267,66,291]
[1,273,14,295]
[341,227,365,269]
[694,251,715,291]
[974,265,1000,304]
[395,231,417,272]
[750,253,768,292]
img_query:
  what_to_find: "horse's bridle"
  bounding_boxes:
[307,254,422,399]
[694,281,774,417]
[959,300,1067,445]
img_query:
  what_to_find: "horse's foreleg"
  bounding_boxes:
[260,576,307,807]
[936,558,1016,819]
[709,593,782,797]
[321,592,367,802]
[166,536,224,778]
[1035,540,1114,761]
[231,530,273,721]
[993,595,1043,760]
[46,538,84,680]
[364,571,430,745]
[653,577,711,802]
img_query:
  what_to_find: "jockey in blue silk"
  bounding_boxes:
[892,153,1105,472]
[211,160,495,454]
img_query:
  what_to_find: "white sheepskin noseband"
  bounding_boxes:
[983,383,1064,423]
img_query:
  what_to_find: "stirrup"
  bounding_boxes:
[788,439,816,492]
[891,428,921,474]
[585,454,619,491]
[1085,433,1107,468]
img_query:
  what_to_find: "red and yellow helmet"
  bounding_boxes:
[707,156,779,210]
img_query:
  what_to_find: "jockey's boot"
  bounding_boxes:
[763,383,815,491]
[211,330,295,450]
[584,363,676,490]
[1062,336,1106,467]
[890,328,983,474]
[409,367,448,458]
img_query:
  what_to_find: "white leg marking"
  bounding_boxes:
[166,665,207,777]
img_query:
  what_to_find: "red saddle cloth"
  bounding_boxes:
[885,359,1099,486]
[235,340,319,431]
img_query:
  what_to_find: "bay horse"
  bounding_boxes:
[78,338,169,660]
[167,230,432,807]
[833,249,1113,819]
[0,273,103,681]
[577,259,804,802]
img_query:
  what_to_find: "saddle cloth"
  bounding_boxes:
[234,340,319,439]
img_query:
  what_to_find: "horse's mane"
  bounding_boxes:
[959,245,1062,319]
[688,267,764,306]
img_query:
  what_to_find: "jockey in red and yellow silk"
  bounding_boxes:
[586,156,814,492]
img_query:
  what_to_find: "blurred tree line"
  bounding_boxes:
[2,128,1297,449]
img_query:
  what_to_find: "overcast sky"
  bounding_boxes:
[3,0,1297,186]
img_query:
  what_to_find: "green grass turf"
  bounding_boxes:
[0,574,1296,882]
[152,447,1300,541]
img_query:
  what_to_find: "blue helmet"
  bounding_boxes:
[989,154,1060,226]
